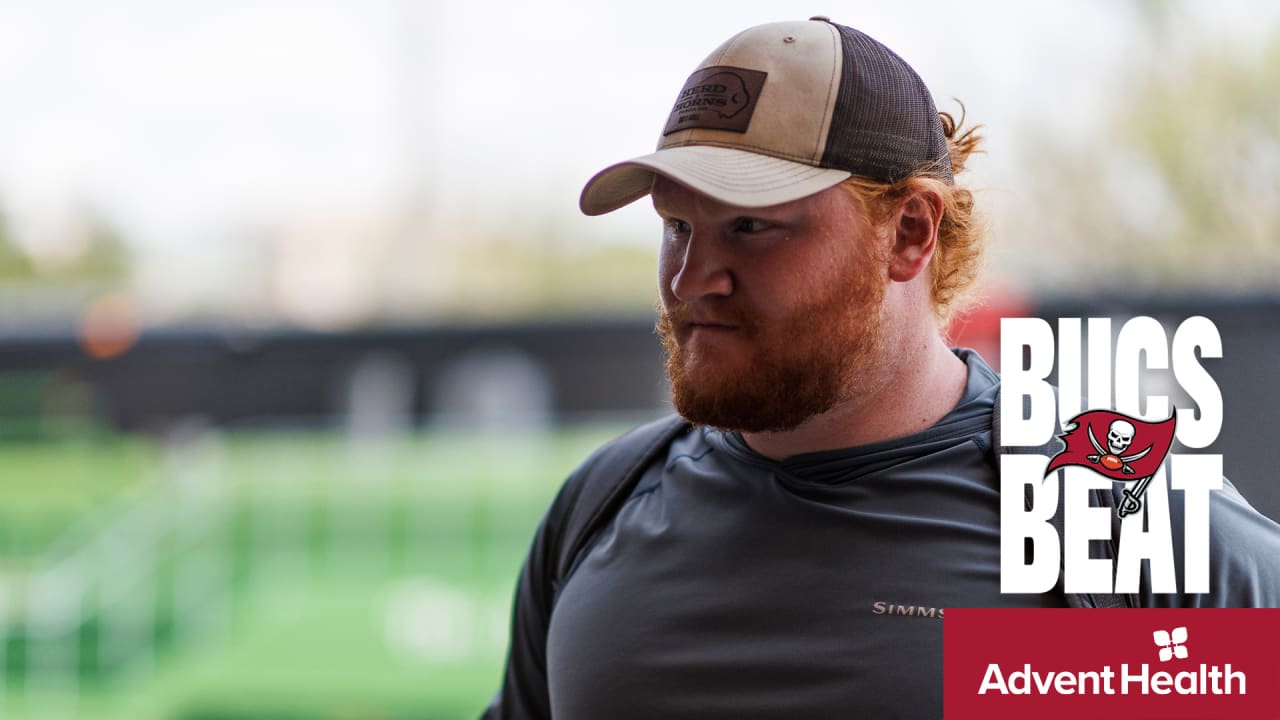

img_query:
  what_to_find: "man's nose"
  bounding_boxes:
[670,231,733,301]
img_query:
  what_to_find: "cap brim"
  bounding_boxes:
[579,145,852,216]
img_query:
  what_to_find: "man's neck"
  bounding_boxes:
[740,336,969,461]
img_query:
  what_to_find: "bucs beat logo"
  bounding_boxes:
[1045,410,1177,518]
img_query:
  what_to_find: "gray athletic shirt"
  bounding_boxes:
[538,350,1280,719]
[546,350,1055,718]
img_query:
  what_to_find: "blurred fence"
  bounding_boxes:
[3,434,234,715]
[0,424,622,719]
[0,318,666,434]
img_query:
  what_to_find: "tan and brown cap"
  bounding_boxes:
[579,17,953,216]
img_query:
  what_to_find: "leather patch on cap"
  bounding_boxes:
[663,66,767,136]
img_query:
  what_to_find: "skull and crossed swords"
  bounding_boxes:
[1087,419,1151,473]
[1087,419,1155,517]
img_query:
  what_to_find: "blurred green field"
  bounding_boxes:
[0,423,630,720]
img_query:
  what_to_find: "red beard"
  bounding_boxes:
[656,261,890,433]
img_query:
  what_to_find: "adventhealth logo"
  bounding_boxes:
[945,609,1276,717]
[1155,626,1188,662]
[978,624,1245,697]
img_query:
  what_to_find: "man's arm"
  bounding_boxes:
[483,506,561,720]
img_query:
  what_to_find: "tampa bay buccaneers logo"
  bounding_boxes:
[1045,410,1177,518]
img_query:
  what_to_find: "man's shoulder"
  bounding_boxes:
[536,415,692,585]
[572,414,691,479]
[1154,474,1280,606]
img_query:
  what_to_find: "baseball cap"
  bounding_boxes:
[579,17,952,216]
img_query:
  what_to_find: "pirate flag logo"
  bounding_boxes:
[1045,410,1177,518]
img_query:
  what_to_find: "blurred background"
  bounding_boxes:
[0,0,1277,718]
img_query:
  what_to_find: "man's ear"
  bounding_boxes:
[888,188,944,282]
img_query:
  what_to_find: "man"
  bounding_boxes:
[485,18,1280,719]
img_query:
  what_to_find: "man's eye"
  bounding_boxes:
[666,219,691,235]
[734,218,770,233]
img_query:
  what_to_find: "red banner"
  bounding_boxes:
[1046,410,1176,482]
[944,609,1280,719]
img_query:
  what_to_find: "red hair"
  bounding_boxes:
[842,107,986,325]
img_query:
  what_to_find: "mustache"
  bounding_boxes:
[659,299,757,332]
